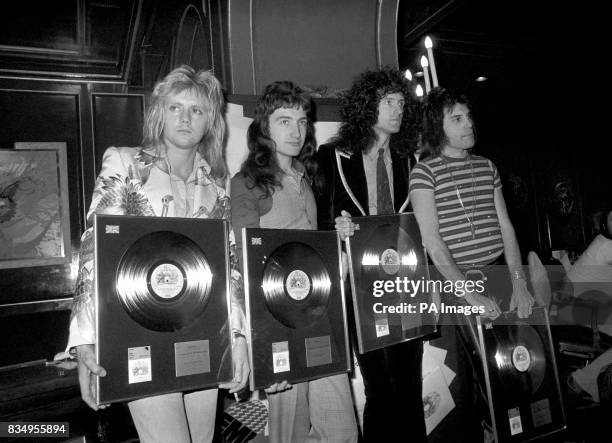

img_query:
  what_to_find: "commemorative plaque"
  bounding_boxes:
[346,213,437,353]
[242,228,350,390]
[477,307,566,442]
[94,214,232,404]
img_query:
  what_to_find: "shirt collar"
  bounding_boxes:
[143,146,212,180]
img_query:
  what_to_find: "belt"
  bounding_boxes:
[458,254,504,274]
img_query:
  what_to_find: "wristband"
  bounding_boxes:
[511,270,526,281]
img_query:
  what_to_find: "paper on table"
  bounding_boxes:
[423,367,455,435]
[424,342,447,363]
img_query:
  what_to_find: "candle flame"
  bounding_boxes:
[404,69,412,81]
[420,56,429,67]
[425,36,433,49]
[416,84,424,97]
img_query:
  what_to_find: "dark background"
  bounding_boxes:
[399,0,604,254]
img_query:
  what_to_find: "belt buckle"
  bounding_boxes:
[464,269,487,282]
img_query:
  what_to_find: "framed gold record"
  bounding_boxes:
[346,213,437,353]
[242,227,350,390]
[94,214,232,405]
[115,230,213,332]
[477,307,566,442]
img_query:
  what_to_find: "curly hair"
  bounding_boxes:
[334,66,420,156]
[240,81,317,198]
[421,87,474,159]
[142,65,227,181]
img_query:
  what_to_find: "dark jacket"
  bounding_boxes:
[315,142,414,230]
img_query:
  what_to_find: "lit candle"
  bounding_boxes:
[415,84,424,97]
[424,36,439,87]
[404,69,412,81]
[420,56,431,93]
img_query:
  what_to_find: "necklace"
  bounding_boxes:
[441,155,477,239]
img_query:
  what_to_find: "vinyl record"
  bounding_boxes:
[261,242,331,329]
[360,223,420,300]
[490,322,546,396]
[115,230,213,332]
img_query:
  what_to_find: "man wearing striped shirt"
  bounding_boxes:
[410,87,535,442]
[410,87,533,318]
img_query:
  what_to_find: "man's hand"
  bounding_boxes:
[341,251,349,282]
[334,210,354,241]
[510,281,534,318]
[76,344,107,410]
[465,292,501,320]
[220,336,250,394]
[265,380,292,394]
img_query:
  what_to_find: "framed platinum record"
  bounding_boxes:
[346,213,437,354]
[242,227,351,390]
[94,214,232,405]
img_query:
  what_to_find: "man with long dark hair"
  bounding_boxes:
[231,81,358,442]
[411,86,533,320]
[315,67,427,442]
[410,86,534,441]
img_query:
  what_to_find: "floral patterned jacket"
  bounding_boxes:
[67,146,245,349]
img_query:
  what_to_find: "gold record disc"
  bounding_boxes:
[359,223,421,320]
[490,322,546,396]
[261,242,331,329]
[360,222,420,283]
[115,230,213,332]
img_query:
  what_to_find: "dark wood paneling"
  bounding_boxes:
[92,94,145,174]
[171,4,213,72]
[210,0,232,92]
[0,89,84,304]
[227,0,255,94]
[0,311,71,367]
[0,0,142,81]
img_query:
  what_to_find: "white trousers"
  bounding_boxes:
[128,389,218,443]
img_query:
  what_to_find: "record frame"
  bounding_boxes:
[242,227,351,390]
[477,307,566,442]
[346,213,437,354]
[94,214,232,405]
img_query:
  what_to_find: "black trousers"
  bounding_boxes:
[356,339,427,443]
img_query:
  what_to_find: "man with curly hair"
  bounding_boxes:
[410,86,535,442]
[315,67,426,442]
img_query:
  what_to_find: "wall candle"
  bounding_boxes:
[420,56,431,93]
[424,36,439,87]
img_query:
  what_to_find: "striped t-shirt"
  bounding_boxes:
[409,154,504,266]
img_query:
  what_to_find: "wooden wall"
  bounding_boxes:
[0,0,394,366]
[0,0,147,308]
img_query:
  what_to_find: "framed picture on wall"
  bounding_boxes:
[0,142,71,269]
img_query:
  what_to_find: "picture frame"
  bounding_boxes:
[0,142,71,269]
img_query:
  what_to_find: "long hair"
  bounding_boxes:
[334,66,420,156]
[241,81,317,198]
[142,65,227,181]
[421,87,473,160]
